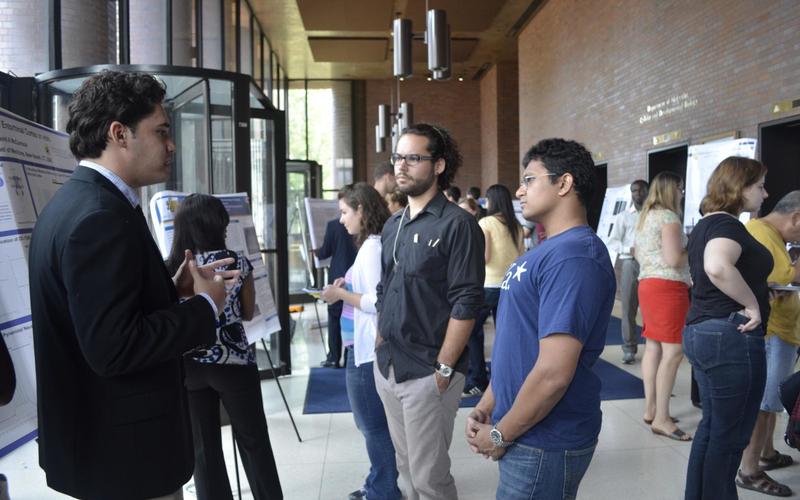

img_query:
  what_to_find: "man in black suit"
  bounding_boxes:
[28,71,232,500]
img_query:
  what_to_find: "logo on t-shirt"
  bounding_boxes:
[500,260,527,290]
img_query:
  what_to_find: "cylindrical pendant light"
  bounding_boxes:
[378,104,391,138]
[433,25,451,80]
[393,18,412,78]
[375,125,385,153]
[399,102,414,131]
[426,10,448,72]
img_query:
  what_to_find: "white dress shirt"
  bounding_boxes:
[606,204,641,260]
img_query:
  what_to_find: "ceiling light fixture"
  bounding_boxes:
[379,3,453,152]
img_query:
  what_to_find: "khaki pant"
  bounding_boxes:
[374,364,465,500]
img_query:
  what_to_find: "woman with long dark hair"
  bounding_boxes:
[165,194,282,500]
[463,184,524,397]
[321,182,401,500]
[682,157,771,499]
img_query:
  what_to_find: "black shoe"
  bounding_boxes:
[320,360,339,368]
[348,487,367,499]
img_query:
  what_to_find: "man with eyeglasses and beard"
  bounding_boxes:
[374,123,484,500]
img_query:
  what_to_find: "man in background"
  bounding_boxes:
[607,179,649,364]
[373,161,396,198]
[737,191,800,497]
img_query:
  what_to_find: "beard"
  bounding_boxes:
[396,169,437,197]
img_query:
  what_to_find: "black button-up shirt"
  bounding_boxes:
[375,192,485,382]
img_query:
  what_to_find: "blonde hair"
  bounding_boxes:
[637,172,683,231]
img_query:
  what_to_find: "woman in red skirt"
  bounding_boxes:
[634,172,692,441]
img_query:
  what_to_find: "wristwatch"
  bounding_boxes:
[434,361,453,378]
[489,426,514,448]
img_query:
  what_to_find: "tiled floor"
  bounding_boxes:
[2,302,799,499]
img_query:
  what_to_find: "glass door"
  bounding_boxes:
[250,110,284,371]
[286,161,323,299]
[170,79,211,193]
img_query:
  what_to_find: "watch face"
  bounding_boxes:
[490,428,502,445]
[440,366,453,377]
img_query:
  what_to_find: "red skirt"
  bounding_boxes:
[638,278,690,344]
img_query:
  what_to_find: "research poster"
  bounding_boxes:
[684,138,757,229]
[149,191,281,344]
[596,184,633,264]
[303,197,340,268]
[0,108,74,457]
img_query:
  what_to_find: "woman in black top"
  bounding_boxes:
[683,157,771,500]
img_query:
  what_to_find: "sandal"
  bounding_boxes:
[651,426,692,442]
[643,416,679,425]
[760,452,794,471]
[736,470,792,497]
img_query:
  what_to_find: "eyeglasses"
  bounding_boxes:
[519,173,558,188]
[391,153,434,166]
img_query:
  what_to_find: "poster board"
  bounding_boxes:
[596,184,633,264]
[512,199,528,226]
[303,197,340,268]
[684,138,757,229]
[0,108,74,457]
[149,191,281,344]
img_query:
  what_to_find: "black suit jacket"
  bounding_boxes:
[28,166,217,500]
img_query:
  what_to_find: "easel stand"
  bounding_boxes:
[260,338,302,442]
[229,339,303,499]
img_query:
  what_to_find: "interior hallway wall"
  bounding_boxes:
[517,0,800,185]
[365,78,482,194]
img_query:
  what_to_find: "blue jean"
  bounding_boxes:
[345,348,401,500]
[496,441,596,500]
[682,317,766,500]
[466,287,500,390]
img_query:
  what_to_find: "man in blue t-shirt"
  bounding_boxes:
[465,138,616,499]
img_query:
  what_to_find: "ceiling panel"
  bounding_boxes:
[411,38,479,63]
[404,0,507,33]
[297,0,394,31]
[309,38,389,62]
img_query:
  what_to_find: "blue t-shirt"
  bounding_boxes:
[491,225,616,450]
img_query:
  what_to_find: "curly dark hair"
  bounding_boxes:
[66,70,166,160]
[521,138,596,207]
[401,123,462,191]
[338,182,391,247]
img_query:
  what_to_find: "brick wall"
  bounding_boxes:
[130,0,168,64]
[61,0,112,68]
[481,61,520,192]
[518,0,800,186]
[0,0,49,76]
[365,78,482,193]
[480,65,498,188]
